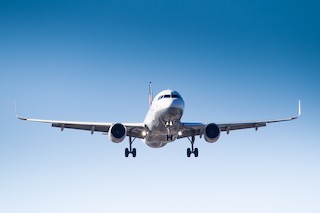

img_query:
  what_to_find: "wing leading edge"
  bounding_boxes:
[16,115,145,138]
[178,100,301,139]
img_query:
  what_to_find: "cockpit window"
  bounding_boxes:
[158,93,182,100]
[172,93,182,99]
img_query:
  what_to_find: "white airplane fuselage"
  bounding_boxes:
[143,89,185,148]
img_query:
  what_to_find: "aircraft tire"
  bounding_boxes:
[125,148,129,157]
[194,148,199,157]
[187,148,191,157]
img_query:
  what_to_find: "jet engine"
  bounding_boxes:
[108,123,126,143]
[204,123,220,143]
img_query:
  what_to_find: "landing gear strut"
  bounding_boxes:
[125,136,136,157]
[187,136,198,157]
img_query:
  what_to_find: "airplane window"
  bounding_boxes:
[158,94,181,99]
[171,94,181,99]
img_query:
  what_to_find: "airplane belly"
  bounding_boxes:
[145,140,167,148]
[143,126,179,148]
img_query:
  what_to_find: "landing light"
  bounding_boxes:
[142,131,147,137]
[178,131,182,136]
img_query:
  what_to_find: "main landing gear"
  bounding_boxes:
[187,136,198,157]
[125,136,136,157]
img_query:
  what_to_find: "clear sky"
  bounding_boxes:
[1,0,319,212]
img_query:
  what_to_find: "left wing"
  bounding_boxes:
[178,100,301,139]
[17,116,145,138]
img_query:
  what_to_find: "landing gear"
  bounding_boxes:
[187,136,199,157]
[125,136,136,157]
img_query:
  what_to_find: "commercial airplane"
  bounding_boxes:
[17,83,301,157]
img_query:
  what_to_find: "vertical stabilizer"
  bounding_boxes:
[149,82,153,107]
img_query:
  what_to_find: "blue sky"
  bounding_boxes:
[1,0,319,212]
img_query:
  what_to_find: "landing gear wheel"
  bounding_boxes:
[125,136,137,157]
[125,148,129,157]
[187,148,191,157]
[186,136,199,157]
[194,148,199,157]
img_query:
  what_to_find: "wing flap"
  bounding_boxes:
[52,123,109,132]
[18,115,145,137]
[218,122,266,132]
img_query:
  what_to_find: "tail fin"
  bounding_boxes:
[149,82,153,107]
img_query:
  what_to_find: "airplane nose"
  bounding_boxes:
[171,98,185,110]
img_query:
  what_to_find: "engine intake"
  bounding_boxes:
[204,123,220,143]
[109,123,126,143]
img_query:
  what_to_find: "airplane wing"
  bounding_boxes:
[16,116,145,138]
[178,100,301,139]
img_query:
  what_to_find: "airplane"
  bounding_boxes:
[17,82,301,157]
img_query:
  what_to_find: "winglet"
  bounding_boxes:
[298,99,301,117]
[292,100,301,120]
[149,82,153,107]
[15,103,27,120]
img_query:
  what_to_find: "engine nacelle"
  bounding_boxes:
[204,123,221,143]
[108,123,126,143]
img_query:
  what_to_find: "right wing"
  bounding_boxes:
[17,116,145,138]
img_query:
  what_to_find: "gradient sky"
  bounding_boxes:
[1,0,319,212]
